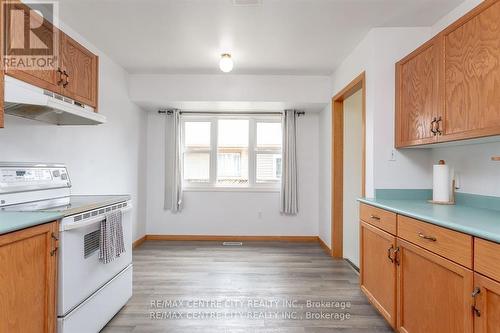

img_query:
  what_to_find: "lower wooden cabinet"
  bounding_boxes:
[360,221,397,328]
[396,239,474,333]
[0,221,58,333]
[360,203,500,332]
[474,273,500,333]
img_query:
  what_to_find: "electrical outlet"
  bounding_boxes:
[389,149,397,161]
[258,211,263,219]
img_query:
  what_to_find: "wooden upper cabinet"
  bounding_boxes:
[395,0,500,147]
[442,0,500,141]
[0,222,59,333]
[395,37,441,148]
[60,32,98,108]
[3,2,61,92]
[396,239,474,333]
[1,2,99,113]
[474,273,500,333]
[360,222,397,328]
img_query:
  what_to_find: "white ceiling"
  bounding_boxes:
[57,0,464,75]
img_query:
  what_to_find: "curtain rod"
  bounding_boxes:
[158,110,305,116]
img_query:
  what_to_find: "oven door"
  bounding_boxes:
[57,203,133,316]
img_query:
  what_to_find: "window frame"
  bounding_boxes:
[181,114,282,191]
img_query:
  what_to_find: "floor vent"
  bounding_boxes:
[232,0,262,6]
[222,242,243,246]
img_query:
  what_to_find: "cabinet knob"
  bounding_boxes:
[370,214,381,221]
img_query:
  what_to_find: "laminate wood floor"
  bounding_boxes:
[102,241,393,333]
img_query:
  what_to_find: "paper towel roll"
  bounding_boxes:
[433,161,450,202]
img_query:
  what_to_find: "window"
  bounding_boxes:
[183,121,211,183]
[182,116,282,189]
[217,119,249,185]
[255,122,282,183]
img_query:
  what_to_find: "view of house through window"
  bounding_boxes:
[217,119,249,185]
[182,116,282,188]
[256,122,282,183]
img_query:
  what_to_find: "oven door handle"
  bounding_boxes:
[62,206,133,231]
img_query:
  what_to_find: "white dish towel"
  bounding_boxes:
[99,210,125,264]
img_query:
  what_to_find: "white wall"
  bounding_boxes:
[318,0,490,248]
[343,90,363,267]
[0,24,148,241]
[318,27,432,248]
[145,111,319,236]
[129,74,330,108]
[431,142,500,197]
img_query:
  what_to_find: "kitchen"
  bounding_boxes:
[0,0,499,332]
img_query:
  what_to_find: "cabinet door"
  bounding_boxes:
[442,0,500,141]
[474,273,500,333]
[395,37,441,148]
[60,32,98,108]
[0,222,58,333]
[4,2,61,92]
[396,239,473,333]
[360,221,397,328]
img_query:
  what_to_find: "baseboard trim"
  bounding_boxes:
[132,235,146,249]
[144,234,319,242]
[318,237,332,256]
[345,258,360,273]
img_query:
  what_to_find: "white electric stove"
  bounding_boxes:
[0,163,133,333]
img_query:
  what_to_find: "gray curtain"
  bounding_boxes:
[164,110,183,212]
[280,110,299,215]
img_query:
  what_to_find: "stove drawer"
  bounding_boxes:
[58,208,132,316]
[58,264,132,333]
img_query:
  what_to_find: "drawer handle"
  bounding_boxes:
[418,233,437,242]
[370,214,381,220]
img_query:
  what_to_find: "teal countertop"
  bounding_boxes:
[0,212,64,235]
[358,197,500,244]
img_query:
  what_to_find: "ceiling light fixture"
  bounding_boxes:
[219,53,234,73]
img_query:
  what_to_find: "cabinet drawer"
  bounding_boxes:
[475,238,500,283]
[397,215,472,268]
[359,204,397,235]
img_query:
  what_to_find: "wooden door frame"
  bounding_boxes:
[331,72,366,258]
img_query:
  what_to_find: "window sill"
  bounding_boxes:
[184,186,280,193]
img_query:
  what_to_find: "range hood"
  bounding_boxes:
[4,76,106,125]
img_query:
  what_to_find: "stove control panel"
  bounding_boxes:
[0,164,71,193]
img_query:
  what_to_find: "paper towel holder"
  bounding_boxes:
[428,160,456,205]
[428,179,456,205]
